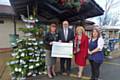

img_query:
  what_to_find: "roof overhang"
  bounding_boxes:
[0,5,15,16]
[10,0,104,22]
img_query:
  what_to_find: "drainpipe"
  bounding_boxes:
[13,16,16,35]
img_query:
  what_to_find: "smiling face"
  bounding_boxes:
[93,29,98,38]
[76,26,85,35]
[50,24,56,32]
[92,28,100,38]
[63,21,69,28]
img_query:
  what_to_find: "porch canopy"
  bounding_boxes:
[9,0,104,23]
[0,5,15,16]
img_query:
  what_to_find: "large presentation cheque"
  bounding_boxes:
[51,42,73,58]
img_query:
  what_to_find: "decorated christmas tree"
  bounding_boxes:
[7,15,46,80]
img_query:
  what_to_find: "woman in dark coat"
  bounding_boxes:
[44,23,58,78]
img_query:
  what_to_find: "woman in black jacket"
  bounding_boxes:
[44,23,58,78]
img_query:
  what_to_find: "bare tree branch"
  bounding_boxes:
[98,0,120,26]
[111,1,120,8]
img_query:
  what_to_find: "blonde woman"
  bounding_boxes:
[74,26,89,78]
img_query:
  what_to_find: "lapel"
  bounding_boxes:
[62,29,66,40]
[67,28,70,40]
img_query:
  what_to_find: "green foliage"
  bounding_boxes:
[8,38,46,79]
[64,2,80,9]
[19,27,39,33]
[103,48,110,56]
[8,20,46,79]
[18,25,44,40]
[51,0,81,9]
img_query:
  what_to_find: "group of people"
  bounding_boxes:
[44,20,104,80]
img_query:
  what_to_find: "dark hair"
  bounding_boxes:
[91,27,101,38]
[50,23,56,27]
[49,23,57,32]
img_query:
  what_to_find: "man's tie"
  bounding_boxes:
[64,28,67,41]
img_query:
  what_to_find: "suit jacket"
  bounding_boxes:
[58,28,74,42]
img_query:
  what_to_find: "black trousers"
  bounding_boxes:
[60,58,71,73]
[89,60,101,80]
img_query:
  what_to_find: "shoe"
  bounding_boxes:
[62,72,68,76]
[52,72,56,76]
[48,73,53,79]
[78,77,82,79]
[78,72,82,78]
[67,73,70,76]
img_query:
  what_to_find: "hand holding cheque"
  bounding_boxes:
[51,42,73,58]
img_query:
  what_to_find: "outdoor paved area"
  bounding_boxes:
[28,57,120,80]
[0,52,120,80]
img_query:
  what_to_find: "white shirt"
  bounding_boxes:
[90,37,104,51]
[63,28,68,40]
[97,37,104,51]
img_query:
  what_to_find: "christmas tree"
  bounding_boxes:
[7,15,46,80]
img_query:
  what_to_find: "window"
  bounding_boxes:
[0,20,4,24]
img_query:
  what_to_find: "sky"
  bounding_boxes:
[0,0,120,25]
[0,0,10,5]
[88,0,120,25]
[95,0,120,16]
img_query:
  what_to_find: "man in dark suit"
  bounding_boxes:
[58,20,74,75]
